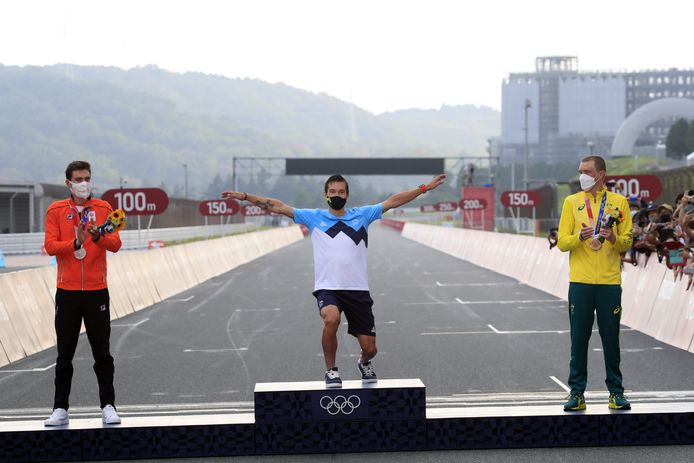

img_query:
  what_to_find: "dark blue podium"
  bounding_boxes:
[254,378,427,454]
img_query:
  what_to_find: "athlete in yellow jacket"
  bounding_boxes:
[557,155,633,411]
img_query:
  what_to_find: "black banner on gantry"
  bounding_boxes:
[285,158,444,175]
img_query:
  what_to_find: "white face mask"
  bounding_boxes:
[70,181,92,199]
[579,173,597,191]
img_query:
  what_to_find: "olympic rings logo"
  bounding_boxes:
[319,395,361,415]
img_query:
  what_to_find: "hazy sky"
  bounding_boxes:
[1,0,693,114]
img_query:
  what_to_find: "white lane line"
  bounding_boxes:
[404,301,453,306]
[112,318,149,328]
[593,347,664,353]
[187,272,242,314]
[437,281,519,287]
[0,362,56,373]
[425,331,491,336]
[171,295,195,302]
[455,297,466,305]
[517,305,565,310]
[454,299,561,305]
[234,308,281,312]
[549,375,571,392]
[420,328,634,336]
[183,348,249,353]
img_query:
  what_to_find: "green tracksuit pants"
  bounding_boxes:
[567,282,625,395]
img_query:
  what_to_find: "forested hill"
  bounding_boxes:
[0,64,499,196]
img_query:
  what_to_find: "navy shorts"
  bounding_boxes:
[312,289,375,337]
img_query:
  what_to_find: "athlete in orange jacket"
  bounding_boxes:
[43,160,122,426]
[45,197,121,290]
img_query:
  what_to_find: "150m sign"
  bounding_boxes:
[199,199,241,216]
[500,190,541,208]
[101,188,169,215]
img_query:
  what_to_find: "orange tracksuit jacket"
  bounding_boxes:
[44,198,122,290]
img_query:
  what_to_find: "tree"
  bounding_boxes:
[665,118,691,159]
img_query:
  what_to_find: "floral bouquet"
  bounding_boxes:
[97,209,127,235]
[597,208,624,244]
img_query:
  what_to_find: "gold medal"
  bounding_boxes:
[589,238,602,251]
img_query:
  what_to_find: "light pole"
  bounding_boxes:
[587,141,594,154]
[655,140,665,168]
[523,98,531,190]
[182,163,188,199]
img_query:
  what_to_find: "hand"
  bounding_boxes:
[76,222,87,246]
[426,174,447,191]
[579,223,594,241]
[599,226,616,244]
[88,223,100,241]
[221,191,246,201]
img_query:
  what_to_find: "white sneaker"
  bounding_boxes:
[102,404,121,424]
[44,408,69,426]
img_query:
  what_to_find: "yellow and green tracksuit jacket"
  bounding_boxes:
[557,188,633,285]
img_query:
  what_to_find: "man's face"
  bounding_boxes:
[66,169,91,188]
[325,181,348,199]
[578,161,601,180]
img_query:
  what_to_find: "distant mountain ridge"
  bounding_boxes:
[0,64,499,195]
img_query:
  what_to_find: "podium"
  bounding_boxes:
[254,379,426,454]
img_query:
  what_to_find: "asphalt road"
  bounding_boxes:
[2,224,694,421]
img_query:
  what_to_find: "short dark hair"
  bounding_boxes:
[324,174,349,194]
[65,160,91,180]
[581,155,606,172]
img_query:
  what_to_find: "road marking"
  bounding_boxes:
[454,299,561,305]
[234,308,281,312]
[421,327,634,336]
[549,376,571,392]
[171,295,195,302]
[404,301,453,306]
[516,305,565,310]
[0,363,56,373]
[593,347,664,353]
[183,348,248,353]
[487,324,502,334]
[112,318,149,328]
[437,281,519,287]
[187,272,241,313]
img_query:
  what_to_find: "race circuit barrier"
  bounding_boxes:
[398,222,694,354]
[0,226,305,368]
[1,379,693,461]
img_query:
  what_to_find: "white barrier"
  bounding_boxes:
[401,222,693,353]
[0,226,304,367]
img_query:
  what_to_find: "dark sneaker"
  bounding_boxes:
[358,360,377,383]
[608,393,631,410]
[563,393,586,411]
[325,367,342,388]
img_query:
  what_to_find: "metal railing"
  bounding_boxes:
[0,223,261,255]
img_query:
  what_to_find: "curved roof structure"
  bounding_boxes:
[611,98,694,156]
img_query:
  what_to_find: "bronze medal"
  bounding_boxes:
[589,238,602,251]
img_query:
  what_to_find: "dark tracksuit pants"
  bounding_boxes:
[567,283,624,395]
[53,288,115,410]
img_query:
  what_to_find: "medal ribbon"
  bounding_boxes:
[584,193,607,240]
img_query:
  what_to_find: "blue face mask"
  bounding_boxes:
[326,196,347,210]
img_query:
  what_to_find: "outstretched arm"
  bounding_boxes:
[381,174,446,213]
[221,190,294,218]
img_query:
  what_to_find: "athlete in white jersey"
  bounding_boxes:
[222,173,446,387]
